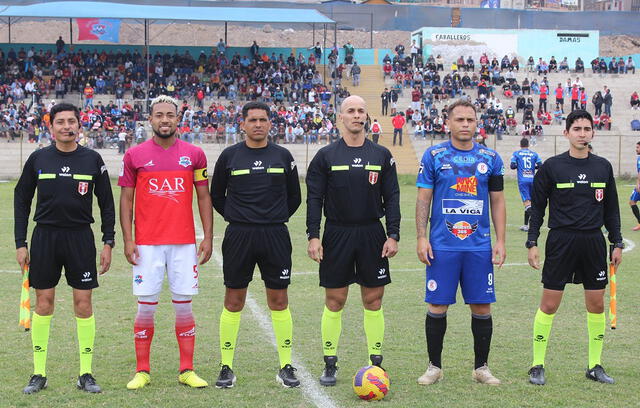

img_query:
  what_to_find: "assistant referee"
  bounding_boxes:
[211,101,302,388]
[526,109,622,385]
[14,103,115,394]
[306,95,401,386]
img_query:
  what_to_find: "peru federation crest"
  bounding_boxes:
[595,188,604,202]
[78,181,89,195]
[369,171,378,185]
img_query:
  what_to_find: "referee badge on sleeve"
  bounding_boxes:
[595,188,604,202]
[369,171,378,185]
[78,181,89,195]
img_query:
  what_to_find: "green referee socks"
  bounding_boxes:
[31,313,53,376]
[219,307,241,369]
[321,306,342,356]
[532,308,555,367]
[587,312,605,369]
[271,308,293,368]
[76,315,96,375]
[364,308,384,360]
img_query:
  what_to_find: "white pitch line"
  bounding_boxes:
[197,221,338,408]
[210,251,338,408]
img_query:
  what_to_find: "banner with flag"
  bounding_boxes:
[77,18,121,43]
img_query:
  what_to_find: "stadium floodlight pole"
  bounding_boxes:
[145,19,149,112]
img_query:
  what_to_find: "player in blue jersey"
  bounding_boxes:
[415,99,506,386]
[629,142,640,231]
[510,138,542,232]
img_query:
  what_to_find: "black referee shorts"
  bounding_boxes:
[222,223,292,290]
[29,224,98,290]
[319,221,390,288]
[542,228,608,291]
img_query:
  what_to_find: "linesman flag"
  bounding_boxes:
[19,265,31,331]
[609,263,617,330]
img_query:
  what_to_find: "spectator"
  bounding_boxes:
[392,112,405,146]
[604,89,613,116]
[626,57,636,74]
[55,36,65,54]
[631,91,640,110]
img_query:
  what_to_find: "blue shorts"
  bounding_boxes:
[425,250,496,305]
[518,181,533,202]
[630,189,640,203]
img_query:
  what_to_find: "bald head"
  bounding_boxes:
[339,94,367,138]
[340,95,366,113]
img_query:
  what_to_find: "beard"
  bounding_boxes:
[153,128,176,139]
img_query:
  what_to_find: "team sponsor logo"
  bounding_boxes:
[377,268,387,279]
[81,271,92,282]
[252,160,264,170]
[595,188,604,201]
[352,157,363,168]
[134,274,143,284]
[78,181,89,195]
[148,177,185,203]
[449,176,478,195]
[477,162,488,174]
[446,220,478,240]
[430,147,446,156]
[369,171,379,185]
[135,329,148,339]
[479,148,496,157]
[597,270,606,281]
[442,199,483,215]
[179,327,196,337]
[144,160,155,167]
[427,279,437,291]
[178,156,192,168]
[441,163,452,170]
[280,269,290,280]
[59,166,72,177]
[453,156,476,164]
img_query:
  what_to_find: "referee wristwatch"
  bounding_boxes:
[388,233,400,242]
[104,240,115,248]
[525,240,537,249]
[613,241,625,250]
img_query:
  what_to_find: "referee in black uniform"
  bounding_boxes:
[14,103,115,394]
[526,110,622,385]
[211,101,302,388]
[306,95,400,386]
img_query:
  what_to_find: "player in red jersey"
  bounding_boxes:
[119,95,213,389]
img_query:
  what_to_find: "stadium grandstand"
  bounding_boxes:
[0,0,638,177]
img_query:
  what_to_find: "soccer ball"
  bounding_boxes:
[352,365,390,401]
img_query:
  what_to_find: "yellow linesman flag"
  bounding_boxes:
[609,263,617,330]
[19,265,31,330]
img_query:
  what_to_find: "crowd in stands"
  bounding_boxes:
[379,44,637,140]
[0,40,353,146]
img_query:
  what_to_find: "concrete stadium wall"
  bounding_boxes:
[412,27,599,65]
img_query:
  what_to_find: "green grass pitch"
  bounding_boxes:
[0,175,639,407]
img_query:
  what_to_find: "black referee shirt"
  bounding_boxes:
[528,151,622,244]
[306,138,401,240]
[211,141,301,223]
[14,144,116,248]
